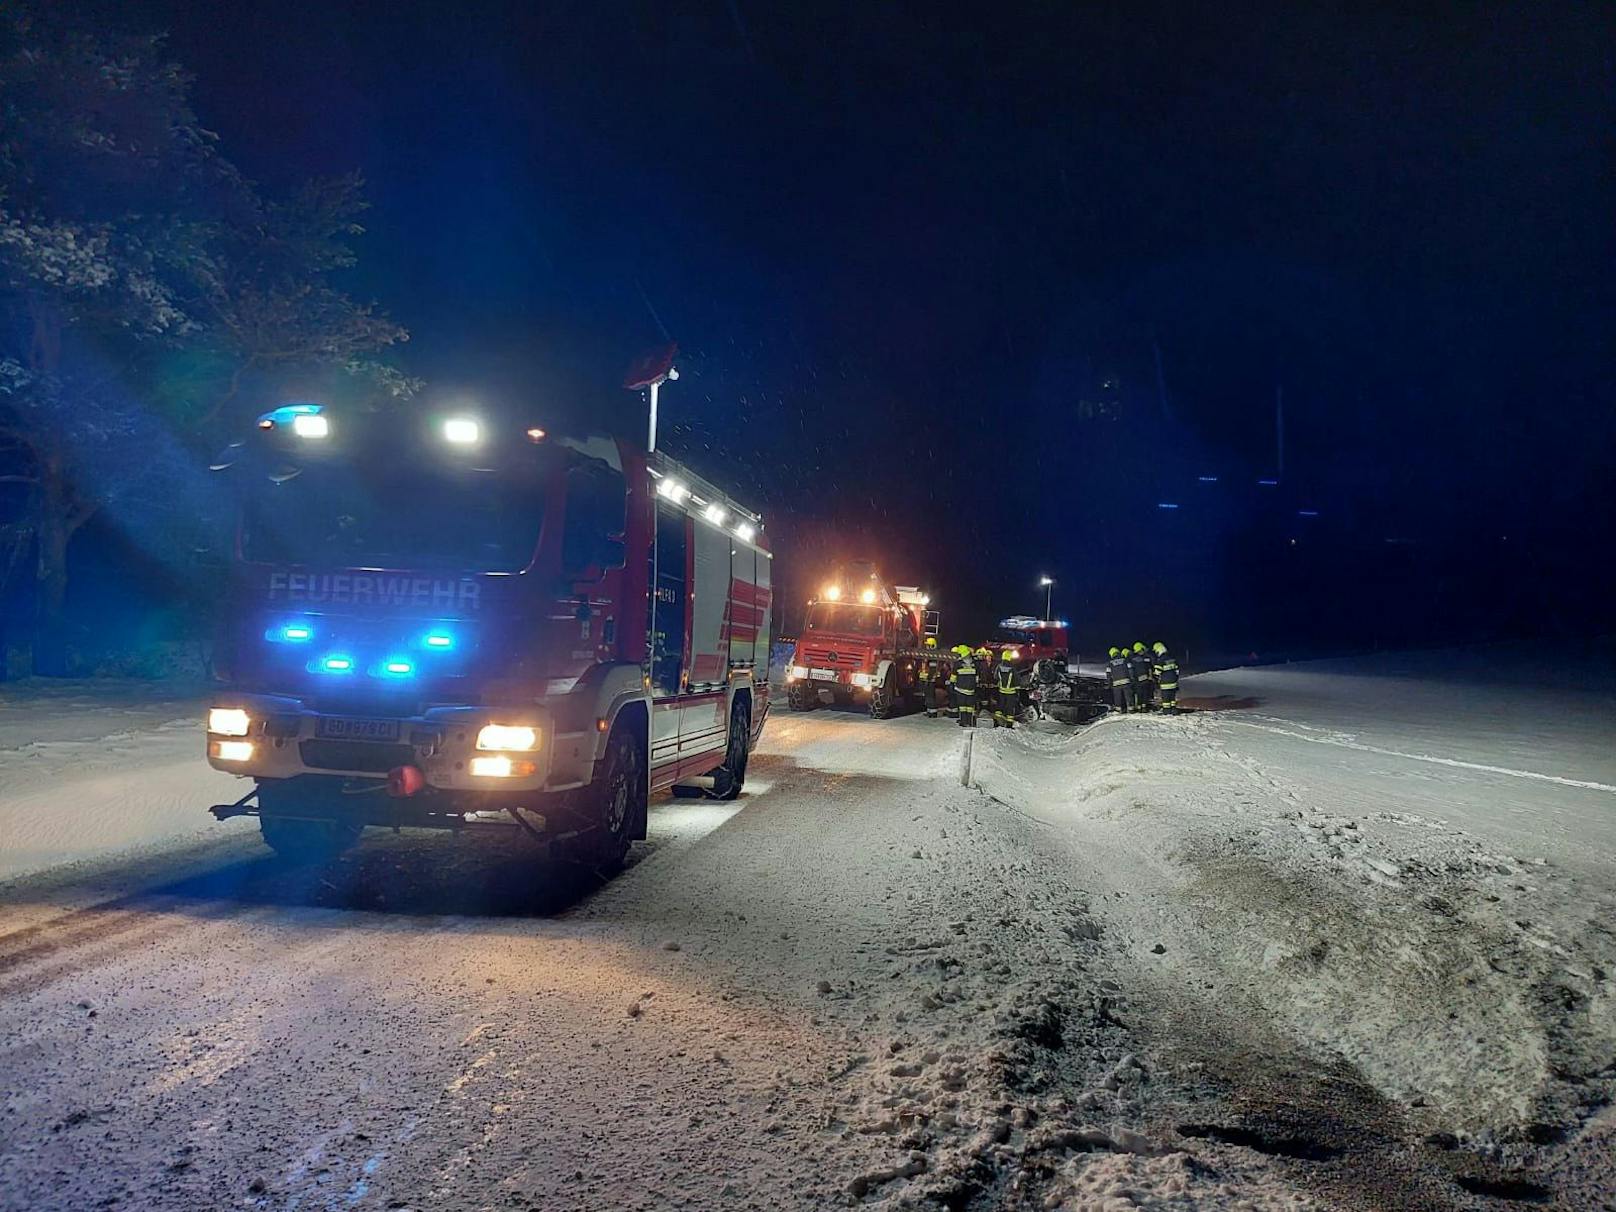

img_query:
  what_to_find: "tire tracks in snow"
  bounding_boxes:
[1228,716,1616,794]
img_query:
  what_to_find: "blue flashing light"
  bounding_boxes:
[318,654,355,674]
[1197,475,1219,483]
[423,632,455,650]
[379,658,415,677]
[1257,478,1280,486]
[281,624,313,642]
[1157,502,1180,510]
[255,401,324,429]
[1298,509,1320,518]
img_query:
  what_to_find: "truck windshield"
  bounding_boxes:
[806,603,884,636]
[242,464,547,573]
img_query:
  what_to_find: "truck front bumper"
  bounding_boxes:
[784,665,876,694]
[204,693,555,792]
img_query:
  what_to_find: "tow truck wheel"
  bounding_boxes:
[710,699,751,801]
[869,668,896,719]
[256,780,363,863]
[588,726,643,871]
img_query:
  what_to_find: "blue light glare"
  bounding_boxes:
[1258,478,1280,486]
[319,655,355,673]
[281,624,312,641]
[1157,502,1180,510]
[1198,475,1219,483]
[1298,510,1320,517]
[379,658,415,677]
[255,402,324,429]
[423,632,455,650]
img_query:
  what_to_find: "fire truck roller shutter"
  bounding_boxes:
[688,517,732,690]
[673,518,733,766]
[754,544,772,674]
[728,544,758,672]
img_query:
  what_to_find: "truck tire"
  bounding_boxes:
[787,681,815,711]
[869,667,897,719]
[256,780,363,863]
[709,699,751,801]
[588,726,644,870]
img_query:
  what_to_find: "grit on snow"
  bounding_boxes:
[0,646,1612,1211]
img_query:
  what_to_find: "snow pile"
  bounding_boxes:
[969,657,1616,1173]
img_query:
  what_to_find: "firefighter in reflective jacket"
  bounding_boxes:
[1106,646,1133,713]
[918,637,940,717]
[950,646,978,727]
[1152,641,1180,713]
[994,653,1019,728]
[1129,641,1155,711]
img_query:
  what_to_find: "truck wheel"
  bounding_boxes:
[588,726,643,870]
[709,700,751,801]
[256,781,362,863]
[787,682,815,711]
[869,668,896,719]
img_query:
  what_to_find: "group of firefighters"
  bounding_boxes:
[1105,641,1181,714]
[910,639,1181,728]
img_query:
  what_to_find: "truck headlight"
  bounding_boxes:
[851,672,875,689]
[208,707,251,736]
[211,740,255,762]
[787,664,808,681]
[476,723,539,751]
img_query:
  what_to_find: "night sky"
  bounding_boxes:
[97,1,1616,651]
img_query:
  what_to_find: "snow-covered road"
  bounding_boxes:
[1,653,1612,1210]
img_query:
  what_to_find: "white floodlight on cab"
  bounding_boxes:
[292,413,329,439]
[733,521,756,543]
[443,416,481,445]
[703,502,728,526]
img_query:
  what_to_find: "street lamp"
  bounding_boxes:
[1038,575,1054,619]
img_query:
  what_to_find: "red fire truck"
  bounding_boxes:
[784,563,936,717]
[987,615,1071,669]
[203,402,772,866]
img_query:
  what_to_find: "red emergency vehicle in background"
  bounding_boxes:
[988,615,1072,669]
[785,563,937,717]
[204,401,772,866]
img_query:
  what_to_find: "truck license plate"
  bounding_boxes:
[315,716,402,742]
[810,668,838,681]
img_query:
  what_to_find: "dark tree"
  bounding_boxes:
[0,5,409,675]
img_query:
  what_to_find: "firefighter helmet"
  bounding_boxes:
[1133,642,1147,653]
[1152,641,1167,655]
[925,636,937,649]
[1108,646,1120,658]
[974,647,990,660]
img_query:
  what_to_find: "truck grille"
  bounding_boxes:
[799,645,863,669]
[299,739,415,774]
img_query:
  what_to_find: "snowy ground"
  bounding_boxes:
[0,680,249,883]
[0,651,1612,1210]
